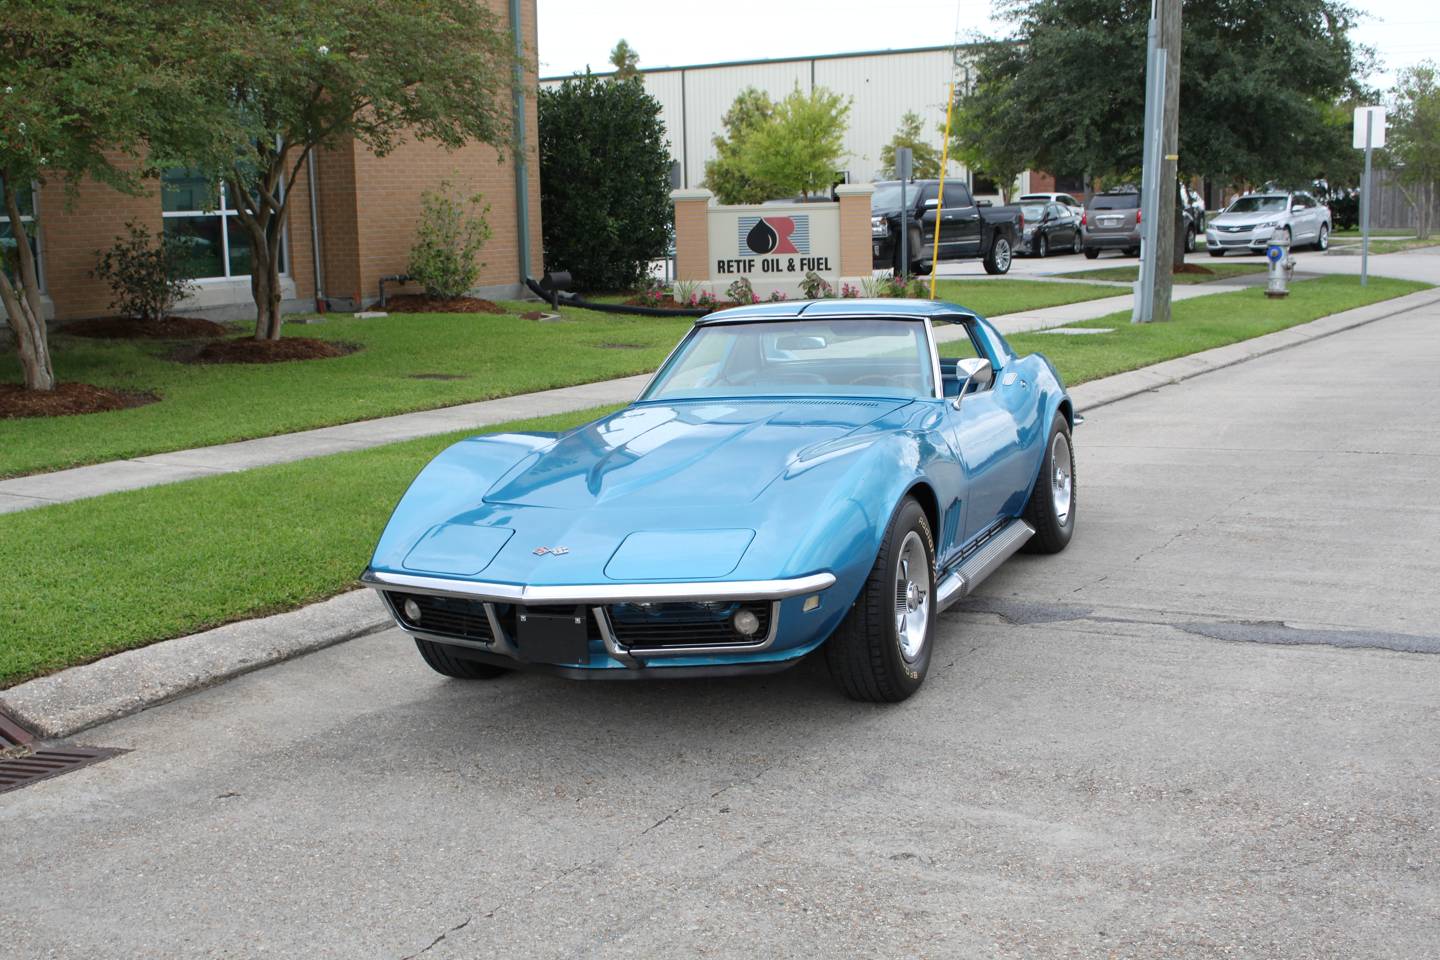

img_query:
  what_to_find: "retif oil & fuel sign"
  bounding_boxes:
[706,203,841,284]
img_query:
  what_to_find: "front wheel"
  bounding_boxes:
[1208,248,1225,258]
[826,498,935,702]
[414,638,512,679]
[1021,413,1076,554]
[983,237,1013,274]
[1315,223,1329,251]
[1036,234,1049,258]
[1072,231,1083,254]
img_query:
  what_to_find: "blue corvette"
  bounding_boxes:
[362,298,1076,702]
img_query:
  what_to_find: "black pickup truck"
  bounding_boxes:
[871,179,1022,275]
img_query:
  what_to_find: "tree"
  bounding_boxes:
[538,73,672,291]
[609,39,640,80]
[963,0,1370,188]
[737,86,851,199]
[1,1,197,390]
[1386,62,1440,240]
[180,0,516,340]
[704,89,781,204]
[879,112,941,179]
[949,84,1031,204]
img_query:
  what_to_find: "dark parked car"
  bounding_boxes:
[1018,201,1082,257]
[872,180,1022,275]
[1082,188,1198,259]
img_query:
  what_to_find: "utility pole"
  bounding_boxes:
[1133,0,1182,323]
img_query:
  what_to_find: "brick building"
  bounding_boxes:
[5,0,541,324]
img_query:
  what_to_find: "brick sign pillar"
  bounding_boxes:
[834,183,875,280]
[670,188,713,282]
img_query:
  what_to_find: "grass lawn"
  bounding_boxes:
[1327,237,1439,255]
[1054,262,1269,285]
[1332,227,1411,237]
[959,274,1428,385]
[0,304,691,479]
[1,272,1427,688]
[0,405,619,688]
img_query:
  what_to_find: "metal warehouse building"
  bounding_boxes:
[542,45,1074,199]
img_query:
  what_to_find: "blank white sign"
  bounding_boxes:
[1353,107,1387,149]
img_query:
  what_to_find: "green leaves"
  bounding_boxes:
[880,112,942,180]
[538,73,672,291]
[712,85,851,201]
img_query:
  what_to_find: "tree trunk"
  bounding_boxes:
[1,175,56,391]
[1152,0,1182,321]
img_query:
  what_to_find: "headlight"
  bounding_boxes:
[1256,220,1277,229]
[871,215,888,237]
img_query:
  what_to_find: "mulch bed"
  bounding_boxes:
[0,382,159,419]
[61,316,230,339]
[170,337,361,365]
[622,295,744,312]
[1174,263,1216,276]
[384,294,506,314]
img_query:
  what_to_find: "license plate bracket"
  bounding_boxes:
[517,608,591,665]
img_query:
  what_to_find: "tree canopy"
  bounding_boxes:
[1385,61,1440,238]
[962,0,1371,186]
[178,0,518,339]
[879,112,942,180]
[705,86,850,202]
[609,39,640,80]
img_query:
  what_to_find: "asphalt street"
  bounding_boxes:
[3,300,1438,958]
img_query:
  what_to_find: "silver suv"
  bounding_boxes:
[1206,191,1332,256]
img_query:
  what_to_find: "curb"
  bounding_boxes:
[0,589,390,740]
[1068,287,1440,412]
[3,286,1436,740]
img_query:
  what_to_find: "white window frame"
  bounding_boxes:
[0,179,44,291]
[160,175,290,283]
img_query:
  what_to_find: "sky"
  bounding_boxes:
[537,0,1438,92]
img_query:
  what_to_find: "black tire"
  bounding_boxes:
[983,236,1013,275]
[1083,247,1100,260]
[1185,227,1197,253]
[1124,246,1140,257]
[1208,248,1225,258]
[414,638,512,679]
[1036,233,1049,258]
[1021,413,1076,555]
[826,498,935,703]
[1315,223,1329,251]
[1071,231,1083,254]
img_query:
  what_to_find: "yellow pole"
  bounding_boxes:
[929,82,955,299]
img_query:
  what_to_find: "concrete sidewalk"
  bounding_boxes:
[0,272,1326,516]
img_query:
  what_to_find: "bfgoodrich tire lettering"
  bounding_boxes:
[826,497,935,702]
[1021,412,1076,554]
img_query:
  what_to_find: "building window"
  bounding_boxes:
[971,173,999,196]
[161,169,285,280]
[1054,174,1087,194]
[0,179,40,287]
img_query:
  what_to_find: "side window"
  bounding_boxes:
[942,182,972,208]
[919,184,940,205]
[1048,203,1064,219]
[938,321,988,398]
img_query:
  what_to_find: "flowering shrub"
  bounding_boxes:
[767,290,789,302]
[673,280,699,304]
[408,182,491,298]
[799,271,834,299]
[691,290,718,309]
[840,282,860,298]
[726,277,758,303]
[635,276,665,307]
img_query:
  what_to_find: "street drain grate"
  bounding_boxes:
[0,710,33,749]
[0,747,127,795]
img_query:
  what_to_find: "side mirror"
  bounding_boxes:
[951,357,993,408]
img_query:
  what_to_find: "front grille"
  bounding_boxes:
[606,601,772,649]
[389,592,494,643]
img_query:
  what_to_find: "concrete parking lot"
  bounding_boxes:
[3,300,1438,959]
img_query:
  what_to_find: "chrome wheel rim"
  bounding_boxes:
[995,239,1011,271]
[1319,226,1328,250]
[893,531,931,663]
[1073,233,1082,253]
[1038,236,1047,257]
[1051,432,1073,525]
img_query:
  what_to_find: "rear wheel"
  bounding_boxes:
[1083,247,1100,260]
[826,498,935,703]
[1124,246,1140,257]
[1036,234,1049,258]
[1071,231,1083,254]
[414,638,512,679]
[983,236,1013,275]
[1021,413,1076,554]
[1315,223,1329,251]
[1185,226,1197,252]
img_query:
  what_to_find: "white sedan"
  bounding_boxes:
[1206,191,1331,256]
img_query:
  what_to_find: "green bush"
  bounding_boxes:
[408,182,491,298]
[538,74,672,291]
[92,221,196,321]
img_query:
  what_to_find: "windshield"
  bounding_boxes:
[643,318,935,401]
[1091,193,1139,210]
[1227,195,1287,214]
[871,182,909,211]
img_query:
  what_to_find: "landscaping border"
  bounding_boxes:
[4,285,1439,740]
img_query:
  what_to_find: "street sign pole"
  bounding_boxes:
[1361,111,1373,287]
[898,147,912,278]
[1133,0,1164,324]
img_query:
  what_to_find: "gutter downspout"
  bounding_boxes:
[306,151,326,312]
[509,0,532,287]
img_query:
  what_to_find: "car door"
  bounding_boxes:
[1048,203,1075,246]
[941,323,1031,544]
[944,182,982,254]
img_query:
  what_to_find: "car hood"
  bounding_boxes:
[484,398,911,509]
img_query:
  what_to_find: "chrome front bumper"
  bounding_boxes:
[361,569,835,665]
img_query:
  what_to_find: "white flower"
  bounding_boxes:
[3,86,12,94]
[317,44,330,56]
[17,121,25,134]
